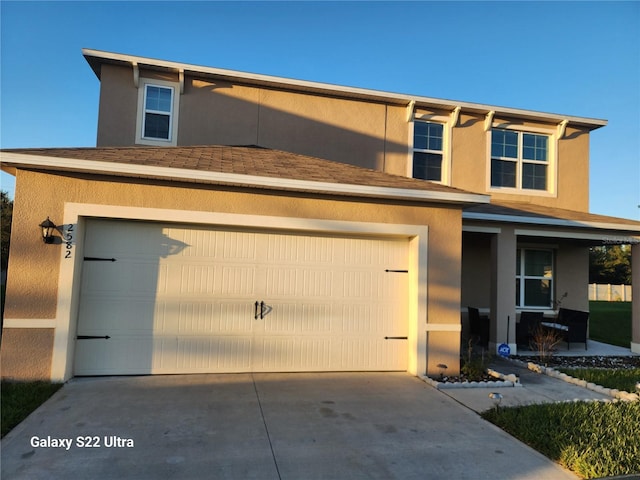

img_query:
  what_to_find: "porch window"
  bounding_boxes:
[413,121,444,182]
[516,249,553,308]
[491,129,549,191]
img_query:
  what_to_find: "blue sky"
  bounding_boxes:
[1,1,639,220]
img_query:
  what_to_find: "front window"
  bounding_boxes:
[491,129,548,191]
[413,121,444,181]
[516,249,553,308]
[143,85,174,141]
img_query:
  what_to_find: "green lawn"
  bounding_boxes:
[482,401,640,479]
[557,367,640,393]
[1,382,63,437]
[589,301,632,347]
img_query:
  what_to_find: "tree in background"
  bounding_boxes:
[1,191,12,273]
[589,245,631,285]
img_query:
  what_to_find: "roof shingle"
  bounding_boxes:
[3,144,477,195]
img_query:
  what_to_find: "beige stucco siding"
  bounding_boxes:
[451,114,590,212]
[556,127,589,212]
[96,65,138,147]
[180,78,261,146]
[96,64,591,213]
[256,89,387,171]
[0,329,54,381]
[461,232,492,309]
[1,169,464,380]
[97,64,409,173]
[555,243,589,312]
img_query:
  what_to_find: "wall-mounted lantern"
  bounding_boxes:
[39,217,57,244]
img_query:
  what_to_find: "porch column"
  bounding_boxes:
[490,226,517,354]
[632,243,640,354]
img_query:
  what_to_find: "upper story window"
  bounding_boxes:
[413,120,444,182]
[143,85,173,140]
[136,78,180,146]
[491,129,549,191]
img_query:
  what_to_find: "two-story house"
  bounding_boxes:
[2,49,639,382]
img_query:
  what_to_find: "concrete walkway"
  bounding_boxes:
[440,357,612,413]
[1,372,577,480]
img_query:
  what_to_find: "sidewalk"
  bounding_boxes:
[439,356,613,413]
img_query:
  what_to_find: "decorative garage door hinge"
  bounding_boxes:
[385,269,408,273]
[77,335,111,340]
[84,257,117,262]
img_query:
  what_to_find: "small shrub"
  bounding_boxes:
[529,325,564,364]
[461,339,492,379]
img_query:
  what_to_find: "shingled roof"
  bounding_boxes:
[1,145,487,204]
[465,200,640,231]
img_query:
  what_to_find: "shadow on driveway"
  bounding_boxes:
[1,372,577,479]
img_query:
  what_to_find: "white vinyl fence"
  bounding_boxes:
[589,284,632,302]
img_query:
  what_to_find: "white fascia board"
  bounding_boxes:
[463,211,640,233]
[82,49,608,129]
[514,228,640,244]
[1,152,489,205]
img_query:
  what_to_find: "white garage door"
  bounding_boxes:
[74,219,409,375]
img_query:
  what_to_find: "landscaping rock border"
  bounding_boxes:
[421,368,521,390]
[508,357,640,402]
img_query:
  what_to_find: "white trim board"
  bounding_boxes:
[425,324,462,332]
[464,212,640,233]
[3,319,57,328]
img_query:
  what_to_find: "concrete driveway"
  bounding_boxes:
[1,372,576,479]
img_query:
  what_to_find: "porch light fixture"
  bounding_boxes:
[39,217,57,244]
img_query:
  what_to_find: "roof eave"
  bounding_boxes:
[463,211,640,234]
[82,48,608,131]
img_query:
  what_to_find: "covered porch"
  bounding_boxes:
[460,201,640,357]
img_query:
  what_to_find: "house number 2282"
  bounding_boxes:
[64,224,74,259]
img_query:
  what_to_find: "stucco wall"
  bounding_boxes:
[0,329,53,381]
[451,113,590,212]
[95,64,590,212]
[1,169,464,380]
[97,65,410,174]
[555,243,589,312]
[461,232,492,308]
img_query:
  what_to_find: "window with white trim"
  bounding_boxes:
[136,78,180,146]
[143,85,173,140]
[413,120,444,182]
[491,129,549,191]
[516,248,553,308]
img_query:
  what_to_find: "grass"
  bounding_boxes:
[482,401,640,479]
[557,367,640,393]
[1,381,63,438]
[589,301,631,347]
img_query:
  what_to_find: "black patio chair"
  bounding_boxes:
[562,309,589,350]
[467,307,490,347]
[516,311,544,348]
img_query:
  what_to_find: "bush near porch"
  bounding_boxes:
[589,301,632,348]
